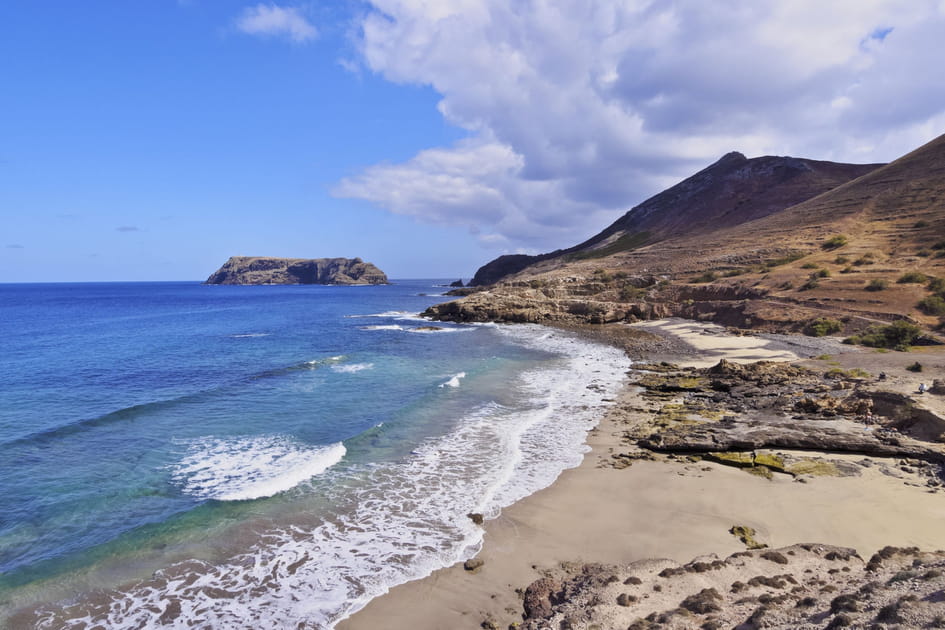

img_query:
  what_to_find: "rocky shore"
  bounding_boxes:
[341,319,945,630]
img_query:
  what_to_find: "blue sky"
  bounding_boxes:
[2,2,944,282]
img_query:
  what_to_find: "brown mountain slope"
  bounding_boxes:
[470,153,881,285]
[431,133,945,336]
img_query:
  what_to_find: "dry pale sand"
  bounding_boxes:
[338,321,945,630]
[629,318,802,367]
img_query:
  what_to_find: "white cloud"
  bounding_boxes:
[337,0,945,252]
[236,4,317,43]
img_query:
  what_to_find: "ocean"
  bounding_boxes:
[0,280,630,628]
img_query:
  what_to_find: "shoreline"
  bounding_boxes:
[339,319,945,630]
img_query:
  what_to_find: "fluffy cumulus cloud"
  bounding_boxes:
[236,3,317,43]
[335,0,945,251]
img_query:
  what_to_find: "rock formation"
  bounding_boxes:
[205,256,388,285]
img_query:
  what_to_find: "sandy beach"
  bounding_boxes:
[340,319,945,630]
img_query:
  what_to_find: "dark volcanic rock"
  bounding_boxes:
[523,577,562,619]
[205,256,388,285]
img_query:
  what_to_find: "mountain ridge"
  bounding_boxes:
[431,133,945,337]
[470,153,882,286]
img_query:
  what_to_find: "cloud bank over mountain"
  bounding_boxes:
[334,0,945,251]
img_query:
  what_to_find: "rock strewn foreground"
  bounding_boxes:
[205,256,388,285]
[518,544,945,630]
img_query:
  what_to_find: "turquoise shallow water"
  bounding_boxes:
[0,280,630,628]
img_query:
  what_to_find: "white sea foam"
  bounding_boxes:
[330,363,373,373]
[304,355,345,367]
[346,310,421,320]
[229,333,270,338]
[438,372,466,388]
[171,436,346,501]
[359,324,404,331]
[36,327,630,630]
[407,326,471,333]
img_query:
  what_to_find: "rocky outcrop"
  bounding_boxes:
[625,359,945,468]
[204,257,388,285]
[519,544,945,630]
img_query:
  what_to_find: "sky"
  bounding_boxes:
[2,1,945,282]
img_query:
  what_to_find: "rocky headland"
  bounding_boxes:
[428,133,945,343]
[204,256,388,285]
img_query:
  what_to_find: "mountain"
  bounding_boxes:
[470,153,882,286]
[430,133,945,335]
[205,257,388,285]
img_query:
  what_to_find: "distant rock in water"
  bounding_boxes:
[205,256,389,285]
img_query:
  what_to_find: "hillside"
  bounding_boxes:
[470,154,881,286]
[430,133,945,337]
[205,257,388,285]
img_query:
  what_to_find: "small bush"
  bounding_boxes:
[801,262,819,269]
[917,249,931,257]
[840,266,854,274]
[928,277,945,293]
[620,286,646,301]
[723,268,746,277]
[691,271,718,283]
[898,271,928,284]
[853,254,876,266]
[915,220,930,228]
[932,240,945,251]
[822,235,849,250]
[806,317,843,337]
[906,362,923,373]
[799,279,820,291]
[845,320,923,350]
[865,279,888,292]
[918,296,945,316]
[815,268,831,278]
[834,255,850,265]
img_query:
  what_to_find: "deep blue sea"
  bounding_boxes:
[0,281,629,628]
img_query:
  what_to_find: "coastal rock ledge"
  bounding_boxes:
[205,256,388,285]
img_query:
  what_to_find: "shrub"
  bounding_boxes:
[764,252,806,268]
[845,320,923,350]
[932,240,945,251]
[723,268,745,277]
[906,362,923,373]
[898,271,928,284]
[806,317,843,337]
[917,249,931,257]
[691,271,718,283]
[619,286,646,301]
[801,262,819,269]
[853,254,876,266]
[928,277,945,294]
[865,279,888,292]
[918,296,945,316]
[834,255,850,265]
[840,266,854,274]
[915,220,930,228]
[822,235,849,250]
[815,268,831,278]
[799,279,820,291]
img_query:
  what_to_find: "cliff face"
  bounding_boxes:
[470,154,881,286]
[205,257,389,285]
